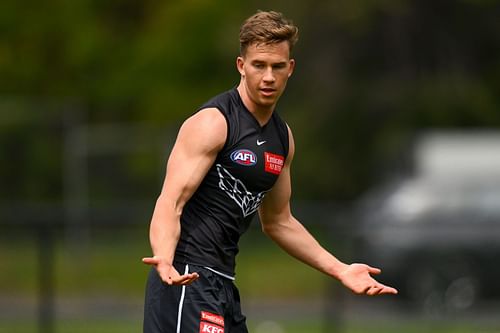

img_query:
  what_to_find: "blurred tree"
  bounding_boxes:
[0,0,499,204]
[0,0,247,203]
[284,0,500,199]
[0,0,245,122]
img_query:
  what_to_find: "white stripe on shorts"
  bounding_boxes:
[203,266,236,281]
[176,264,189,333]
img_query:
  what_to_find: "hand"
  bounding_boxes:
[142,256,199,286]
[338,263,398,296]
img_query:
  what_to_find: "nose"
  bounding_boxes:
[263,67,275,82]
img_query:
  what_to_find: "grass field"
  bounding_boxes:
[1,227,500,333]
[0,226,327,298]
[2,318,500,333]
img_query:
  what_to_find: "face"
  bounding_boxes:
[237,41,295,113]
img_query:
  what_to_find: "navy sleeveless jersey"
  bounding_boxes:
[174,88,289,276]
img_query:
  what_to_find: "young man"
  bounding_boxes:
[142,10,397,333]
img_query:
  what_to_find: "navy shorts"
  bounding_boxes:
[143,263,248,333]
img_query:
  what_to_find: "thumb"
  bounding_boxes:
[367,265,381,275]
[142,257,159,266]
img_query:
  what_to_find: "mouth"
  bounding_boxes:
[260,88,276,97]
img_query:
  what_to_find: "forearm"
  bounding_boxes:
[263,217,348,280]
[149,194,182,265]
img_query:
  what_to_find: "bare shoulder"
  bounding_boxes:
[177,108,227,152]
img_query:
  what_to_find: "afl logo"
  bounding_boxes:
[230,149,257,166]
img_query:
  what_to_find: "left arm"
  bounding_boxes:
[258,126,397,296]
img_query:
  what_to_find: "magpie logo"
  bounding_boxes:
[216,164,267,217]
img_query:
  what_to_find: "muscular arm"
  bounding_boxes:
[142,108,226,285]
[258,127,397,296]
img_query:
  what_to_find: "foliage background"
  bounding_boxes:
[1,0,499,200]
[1,0,499,332]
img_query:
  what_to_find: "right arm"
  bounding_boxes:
[142,108,227,285]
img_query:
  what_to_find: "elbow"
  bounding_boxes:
[260,216,274,235]
[261,222,273,237]
[261,225,278,241]
[261,218,287,240]
[259,209,293,239]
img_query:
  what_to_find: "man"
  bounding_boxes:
[142,10,397,333]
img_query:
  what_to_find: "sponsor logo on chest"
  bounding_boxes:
[200,322,224,333]
[199,311,224,333]
[264,152,285,175]
[230,149,257,166]
[201,311,224,326]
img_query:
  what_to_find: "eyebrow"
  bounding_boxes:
[251,60,288,66]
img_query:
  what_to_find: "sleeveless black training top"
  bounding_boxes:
[173,87,289,276]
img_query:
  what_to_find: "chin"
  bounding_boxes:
[258,99,277,108]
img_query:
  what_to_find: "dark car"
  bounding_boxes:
[353,131,500,314]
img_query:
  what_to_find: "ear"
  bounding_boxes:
[236,56,245,76]
[288,58,296,78]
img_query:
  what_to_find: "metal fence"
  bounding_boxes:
[3,104,500,333]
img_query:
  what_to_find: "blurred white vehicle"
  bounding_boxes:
[354,131,500,314]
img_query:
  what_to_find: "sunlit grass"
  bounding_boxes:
[0,227,328,299]
[2,319,499,333]
[1,228,499,333]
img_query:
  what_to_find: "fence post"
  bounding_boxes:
[38,225,55,333]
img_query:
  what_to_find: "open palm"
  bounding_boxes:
[339,263,398,296]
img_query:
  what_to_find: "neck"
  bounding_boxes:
[237,83,274,127]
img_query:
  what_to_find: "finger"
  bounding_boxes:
[380,286,398,295]
[181,275,200,285]
[172,272,199,285]
[361,285,372,294]
[178,272,199,282]
[175,276,197,285]
[185,272,200,283]
[366,286,380,296]
[369,284,398,295]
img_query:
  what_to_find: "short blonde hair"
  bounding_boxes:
[239,10,299,56]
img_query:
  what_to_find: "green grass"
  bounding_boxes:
[53,229,151,297]
[1,319,499,333]
[0,236,38,295]
[2,228,500,333]
[0,227,328,299]
[0,319,141,333]
[0,319,324,333]
[236,230,329,298]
